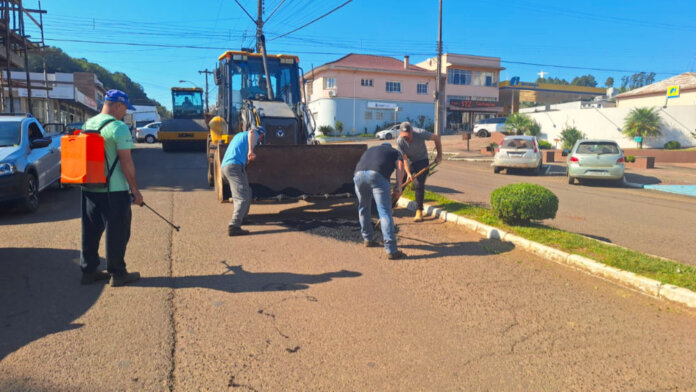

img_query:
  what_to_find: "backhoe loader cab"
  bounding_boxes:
[207,50,366,201]
[159,87,208,151]
[215,51,303,141]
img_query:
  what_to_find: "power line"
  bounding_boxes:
[45,37,683,76]
[270,0,353,41]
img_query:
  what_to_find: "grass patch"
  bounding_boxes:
[402,189,696,291]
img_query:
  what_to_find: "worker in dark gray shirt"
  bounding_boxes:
[353,143,406,260]
[396,121,442,222]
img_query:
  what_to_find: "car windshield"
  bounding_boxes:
[0,121,21,146]
[502,139,533,149]
[576,142,620,154]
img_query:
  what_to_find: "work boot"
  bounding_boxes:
[110,272,140,287]
[413,209,423,222]
[387,250,407,260]
[228,226,250,236]
[80,270,110,285]
[363,239,377,247]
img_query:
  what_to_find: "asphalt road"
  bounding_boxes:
[2,144,696,391]
[365,136,696,266]
[426,160,696,266]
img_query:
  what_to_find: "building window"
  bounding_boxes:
[447,69,471,85]
[472,71,497,87]
[361,79,373,87]
[417,83,428,95]
[375,111,384,120]
[386,81,401,93]
[324,77,336,89]
[364,111,372,120]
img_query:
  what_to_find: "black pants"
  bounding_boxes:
[406,159,429,211]
[80,190,132,276]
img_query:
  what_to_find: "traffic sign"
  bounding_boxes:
[667,85,680,98]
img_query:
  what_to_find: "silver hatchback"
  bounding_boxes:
[493,135,543,174]
[567,139,625,185]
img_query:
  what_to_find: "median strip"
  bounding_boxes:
[398,190,696,309]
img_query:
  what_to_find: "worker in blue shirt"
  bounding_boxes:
[220,127,266,236]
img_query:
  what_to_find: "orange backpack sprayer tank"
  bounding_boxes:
[61,119,117,187]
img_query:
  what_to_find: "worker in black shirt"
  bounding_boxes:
[353,143,407,260]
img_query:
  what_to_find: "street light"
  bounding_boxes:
[178,80,199,88]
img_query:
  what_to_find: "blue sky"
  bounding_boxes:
[26,0,696,110]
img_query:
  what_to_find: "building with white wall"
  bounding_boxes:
[304,52,503,135]
[615,72,696,108]
[1,71,105,125]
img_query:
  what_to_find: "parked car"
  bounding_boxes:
[375,124,401,140]
[473,117,507,137]
[567,139,625,185]
[493,135,543,174]
[65,122,83,133]
[0,114,62,212]
[136,121,161,143]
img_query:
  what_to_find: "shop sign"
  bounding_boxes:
[367,102,398,109]
[450,99,498,109]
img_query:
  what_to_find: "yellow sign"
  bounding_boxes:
[667,85,680,98]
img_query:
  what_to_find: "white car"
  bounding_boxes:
[493,135,543,174]
[136,122,161,143]
[473,117,507,137]
[375,124,400,140]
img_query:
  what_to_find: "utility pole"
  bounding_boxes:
[198,69,213,114]
[434,0,443,136]
[256,0,264,52]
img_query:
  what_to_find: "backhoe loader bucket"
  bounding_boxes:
[215,144,367,201]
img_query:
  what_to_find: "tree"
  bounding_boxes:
[622,107,661,149]
[620,72,657,91]
[605,77,614,88]
[504,113,540,136]
[27,46,167,114]
[560,126,585,150]
[570,74,598,87]
[536,77,569,85]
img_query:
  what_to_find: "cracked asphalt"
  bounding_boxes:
[1,144,696,391]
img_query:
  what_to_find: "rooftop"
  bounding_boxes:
[317,53,432,74]
[615,72,696,99]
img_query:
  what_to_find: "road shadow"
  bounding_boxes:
[0,248,104,361]
[425,185,463,195]
[0,186,80,225]
[624,172,661,185]
[137,262,361,292]
[580,233,613,243]
[398,235,515,260]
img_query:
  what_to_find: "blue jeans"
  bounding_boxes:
[353,170,398,254]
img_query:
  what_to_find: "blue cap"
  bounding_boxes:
[255,126,266,136]
[104,89,136,111]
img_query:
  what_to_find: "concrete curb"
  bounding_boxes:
[396,197,696,309]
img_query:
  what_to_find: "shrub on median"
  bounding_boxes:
[490,183,558,224]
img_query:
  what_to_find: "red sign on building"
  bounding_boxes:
[449,99,498,109]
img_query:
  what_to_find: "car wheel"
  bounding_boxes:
[21,173,39,213]
[145,135,156,144]
[568,175,575,185]
[534,162,543,175]
[385,133,393,140]
[493,166,501,174]
[476,129,489,137]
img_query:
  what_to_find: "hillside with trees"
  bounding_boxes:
[27,47,170,118]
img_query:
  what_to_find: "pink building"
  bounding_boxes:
[305,53,504,134]
[305,54,435,134]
